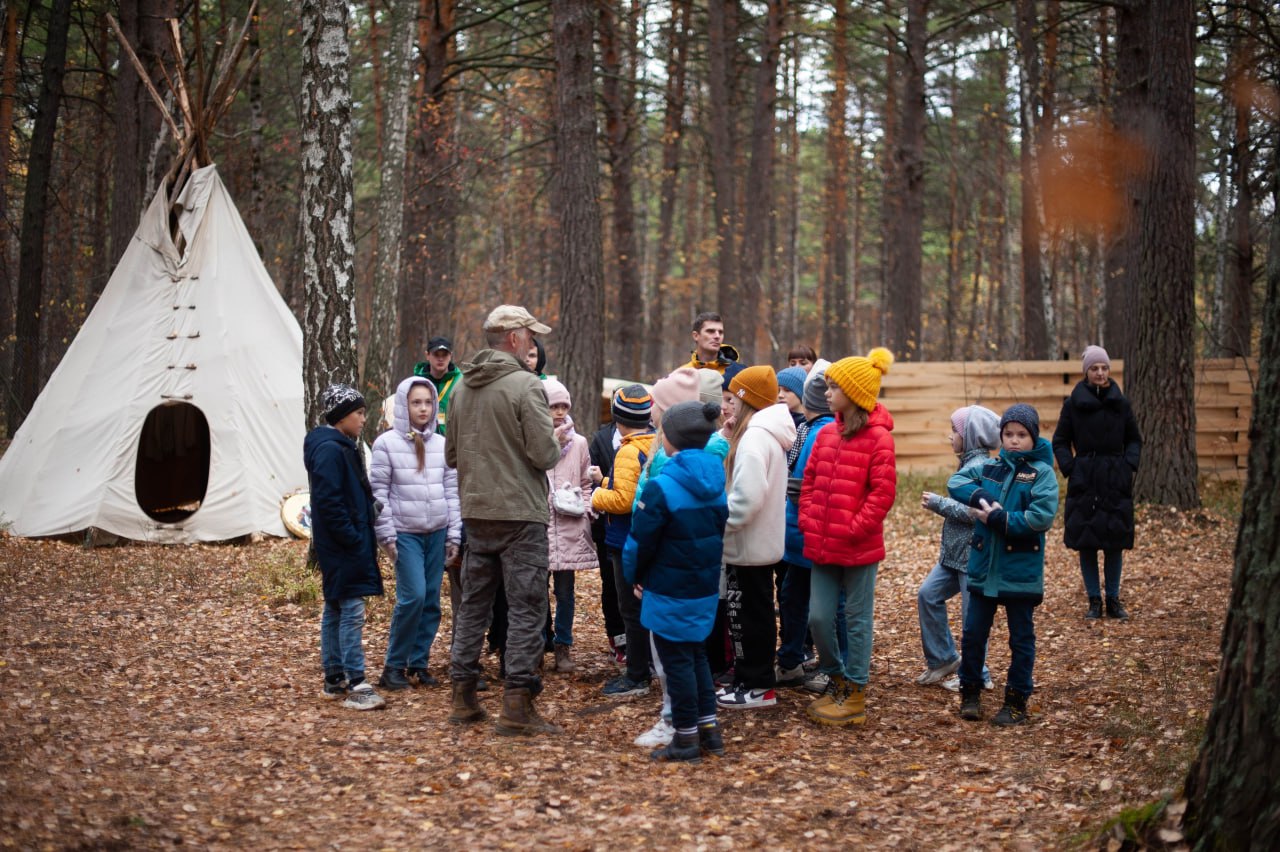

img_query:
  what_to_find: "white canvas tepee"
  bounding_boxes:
[0,165,307,542]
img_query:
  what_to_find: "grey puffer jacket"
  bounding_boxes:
[925,406,1001,571]
[370,376,462,545]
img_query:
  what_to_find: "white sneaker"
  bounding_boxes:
[633,716,676,748]
[942,674,995,692]
[774,664,806,688]
[342,681,386,711]
[914,657,961,686]
[802,671,830,694]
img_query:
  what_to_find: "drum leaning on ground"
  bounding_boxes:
[281,492,312,539]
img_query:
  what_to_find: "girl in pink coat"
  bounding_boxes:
[543,379,598,673]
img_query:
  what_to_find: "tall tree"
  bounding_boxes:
[1183,138,1280,851]
[362,0,416,438]
[1128,0,1198,508]
[10,0,72,434]
[398,0,457,378]
[643,0,690,378]
[0,2,20,403]
[706,0,738,332]
[1220,29,1254,358]
[821,0,851,357]
[737,0,786,362]
[1103,0,1143,360]
[599,0,642,380]
[882,0,927,360]
[1014,0,1055,359]
[108,0,171,268]
[551,0,605,420]
[299,0,359,427]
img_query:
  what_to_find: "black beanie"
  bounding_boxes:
[322,383,366,425]
[662,401,720,451]
[999,403,1040,441]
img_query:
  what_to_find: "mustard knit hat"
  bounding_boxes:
[728,365,778,412]
[826,347,895,412]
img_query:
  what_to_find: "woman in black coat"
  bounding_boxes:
[1052,346,1142,620]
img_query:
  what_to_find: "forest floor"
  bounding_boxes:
[0,479,1241,851]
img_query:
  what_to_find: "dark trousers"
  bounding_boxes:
[777,562,810,670]
[596,536,626,645]
[1079,549,1124,599]
[610,548,651,682]
[725,562,778,689]
[960,593,1037,695]
[705,600,733,676]
[449,520,549,691]
[653,634,717,731]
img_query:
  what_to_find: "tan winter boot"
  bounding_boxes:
[806,674,845,719]
[808,678,868,726]
[447,678,487,724]
[495,688,563,736]
[554,644,575,674]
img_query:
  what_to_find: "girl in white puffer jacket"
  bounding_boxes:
[370,376,462,690]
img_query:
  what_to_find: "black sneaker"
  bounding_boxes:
[602,674,651,700]
[322,678,348,700]
[378,668,411,691]
[1085,597,1103,619]
[408,668,439,688]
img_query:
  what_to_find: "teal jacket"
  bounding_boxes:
[947,437,1058,599]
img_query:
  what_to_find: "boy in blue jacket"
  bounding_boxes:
[623,401,728,762]
[947,403,1058,727]
[304,384,386,711]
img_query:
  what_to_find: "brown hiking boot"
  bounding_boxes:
[495,687,563,736]
[553,644,575,674]
[808,677,867,726]
[447,678,487,724]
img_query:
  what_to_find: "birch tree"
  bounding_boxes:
[300,0,358,427]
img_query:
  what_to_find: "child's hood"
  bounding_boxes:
[961,405,1000,454]
[393,376,438,437]
[459,349,528,388]
[999,436,1055,467]
[747,402,799,451]
[304,424,354,468]
[662,449,726,502]
[620,430,655,453]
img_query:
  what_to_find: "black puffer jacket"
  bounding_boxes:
[1052,380,1143,551]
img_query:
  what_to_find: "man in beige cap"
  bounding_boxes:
[445,305,562,736]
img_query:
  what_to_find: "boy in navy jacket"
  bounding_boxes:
[623,401,728,763]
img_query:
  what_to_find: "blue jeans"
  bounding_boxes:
[917,562,990,680]
[384,529,446,670]
[809,563,877,685]
[960,594,1037,695]
[548,571,575,646]
[652,634,717,732]
[321,597,367,682]
[1079,550,1123,599]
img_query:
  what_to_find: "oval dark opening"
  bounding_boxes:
[135,402,211,523]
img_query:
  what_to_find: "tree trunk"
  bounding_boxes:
[1103,0,1144,361]
[247,7,266,256]
[397,0,457,378]
[821,0,851,358]
[943,56,961,360]
[362,0,416,440]
[109,0,171,269]
[644,0,689,378]
[706,0,737,329]
[1221,39,1254,358]
[1128,0,1198,508]
[882,0,927,360]
[0,2,20,408]
[10,0,72,435]
[736,0,786,363]
[1015,0,1053,359]
[599,0,642,380]
[1183,135,1280,851]
[300,0,359,428]
[551,0,605,424]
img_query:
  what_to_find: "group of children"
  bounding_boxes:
[305,335,1140,762]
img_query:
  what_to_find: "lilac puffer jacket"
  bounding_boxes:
[370,376,462,545]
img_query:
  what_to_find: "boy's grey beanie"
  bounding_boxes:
[662,401,720,451]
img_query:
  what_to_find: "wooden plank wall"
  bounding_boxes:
[880,358,1258,478]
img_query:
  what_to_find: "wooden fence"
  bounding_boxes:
[880,358,1257,478]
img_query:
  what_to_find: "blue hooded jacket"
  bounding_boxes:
[304,426,383,602]
[947,437,1058,599]
[783,414,834,567]
[622,448,729,643]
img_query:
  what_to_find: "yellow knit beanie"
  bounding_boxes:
[826,347,895,412]
[728,365,778,411]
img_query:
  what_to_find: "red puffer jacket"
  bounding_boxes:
[799,403,897,566]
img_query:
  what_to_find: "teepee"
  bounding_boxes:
[0,6,306,542]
